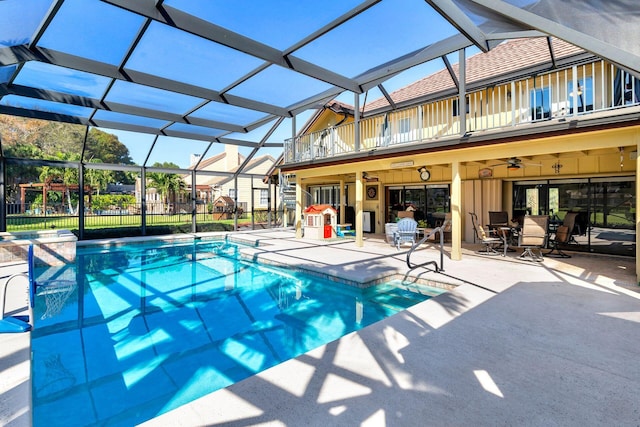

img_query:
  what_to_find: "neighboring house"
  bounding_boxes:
[282,37,640,258]
[183,144,276,214]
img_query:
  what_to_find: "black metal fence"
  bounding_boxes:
[6,202,282,233]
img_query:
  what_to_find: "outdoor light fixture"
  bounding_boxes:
[362,172,378,182]
[552,162,563,174]
[417,166,430,181]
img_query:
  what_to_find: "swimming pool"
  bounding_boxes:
[31,239,446,426]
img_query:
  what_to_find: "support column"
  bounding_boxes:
[339,178,345,224]
[355,171,363,247]
[233,176,238,231]
[141,167,147,235]
[0,159,5,232]
[451,160,462,260]
[250,176,255,230]
[191,170,197,233]
[636,139,640,282]
[459,48,467,136]
[295,179,303,238]
[354,93,360,152]
[78,163,85,240]
[267,180,272,228]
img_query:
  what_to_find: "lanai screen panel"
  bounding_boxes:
[0,0,638,173]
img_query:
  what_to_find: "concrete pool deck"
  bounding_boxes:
[1,229,639,426]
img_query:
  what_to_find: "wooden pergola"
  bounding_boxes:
[19,182,93,214]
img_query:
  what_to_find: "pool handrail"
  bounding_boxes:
[406,219,449,272]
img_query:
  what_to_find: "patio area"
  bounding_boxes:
[1,229,639,426]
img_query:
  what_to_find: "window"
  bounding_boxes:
[228,189,236,199]
[530,87,550,120]
[399,117,411,133]
[260,189,269,205]
[568,77,593,113]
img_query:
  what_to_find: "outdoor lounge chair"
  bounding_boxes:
[469,212,504,255]
[546,212,578,258]
[518,215,550,261]
[393,218,418,249]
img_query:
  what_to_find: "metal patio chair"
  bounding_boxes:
[518,215,550,262]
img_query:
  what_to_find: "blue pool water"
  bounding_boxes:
[31,240,446,426]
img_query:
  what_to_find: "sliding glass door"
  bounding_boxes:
[513,177,635,256]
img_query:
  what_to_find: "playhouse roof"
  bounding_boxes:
[304,204,336,214]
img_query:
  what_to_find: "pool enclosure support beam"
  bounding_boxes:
[451,160,462,261]
[191,169,197,233]
[78,163,85,240]
[267,180,272,228]
[78,126,89,240]
[233,176,238,231]
[459,48,467,136]
[0,158,5,232]
[141,167,147,235]
[251,176,255,230]
[354,93,361,152]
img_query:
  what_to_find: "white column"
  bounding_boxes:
[451,160,462,260]
[355,172,363,247]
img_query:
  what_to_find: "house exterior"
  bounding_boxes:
[280,37,640,270]
[183,144,277,215]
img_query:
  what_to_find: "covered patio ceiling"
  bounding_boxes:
[0,0,638,173]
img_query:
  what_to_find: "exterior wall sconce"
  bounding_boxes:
[552,162,563,174]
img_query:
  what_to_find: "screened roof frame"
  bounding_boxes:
[0,0,638,175]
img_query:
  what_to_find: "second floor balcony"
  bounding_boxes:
[284,60,639,165]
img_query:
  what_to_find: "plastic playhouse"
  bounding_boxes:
[303,204,337,239]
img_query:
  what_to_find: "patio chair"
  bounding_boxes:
[546,212,578,258]
[393,218,418,249]
[469,212,504,255]
[518,215,550,262]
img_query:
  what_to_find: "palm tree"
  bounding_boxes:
[85,159,114,197]
[147,163,186,213]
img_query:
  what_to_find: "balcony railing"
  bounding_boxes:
[284,60,638,164]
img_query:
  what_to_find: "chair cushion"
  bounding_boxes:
[555,225,569,242]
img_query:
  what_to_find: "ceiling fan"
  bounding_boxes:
[490,157,541,170]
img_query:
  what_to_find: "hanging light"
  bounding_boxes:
[620,147,624,169]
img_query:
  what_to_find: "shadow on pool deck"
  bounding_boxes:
[2,229,639,426]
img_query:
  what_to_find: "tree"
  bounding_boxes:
[146,162,186,213]
[85,159,115,197]
[85,129,133,165]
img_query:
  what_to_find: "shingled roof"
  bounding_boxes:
[363,37,586,113]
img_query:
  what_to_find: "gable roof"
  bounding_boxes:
[205,154,276,186]
[190,151,245,171]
